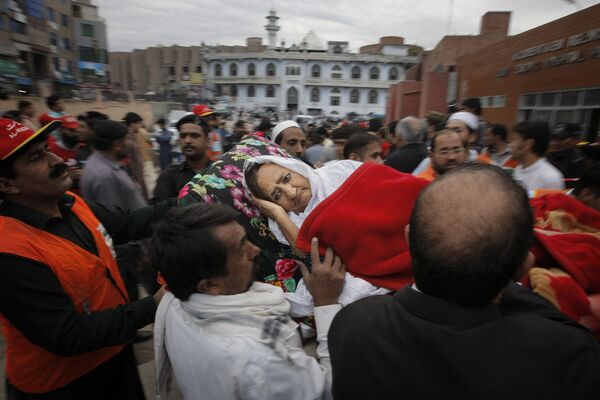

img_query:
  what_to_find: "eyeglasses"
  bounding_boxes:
[436,147,465,157]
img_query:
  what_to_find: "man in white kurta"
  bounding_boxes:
[152,204,345,400]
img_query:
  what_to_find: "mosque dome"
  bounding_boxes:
[300,30,325,51]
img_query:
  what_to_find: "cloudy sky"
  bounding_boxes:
[96,0,600,52]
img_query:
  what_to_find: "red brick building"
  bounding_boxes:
[458,4,600,141]
[386,5,600,141]
[386,11,511,123]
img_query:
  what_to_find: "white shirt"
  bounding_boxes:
[155,283,340,400]
[513,158,565,192]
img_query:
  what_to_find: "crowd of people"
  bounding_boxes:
[0,94,599,399]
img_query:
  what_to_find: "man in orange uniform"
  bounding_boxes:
[0,118,169,399]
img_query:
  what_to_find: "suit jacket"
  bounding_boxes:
[329,284,600,400]
[385,143,428,173]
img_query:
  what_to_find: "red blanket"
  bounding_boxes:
[296,163,430,290]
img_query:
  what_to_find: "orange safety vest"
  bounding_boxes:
[417,165,437,181]
[207,130,223,160]
[0,193,128,393]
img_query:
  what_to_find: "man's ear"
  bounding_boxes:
[404,224,410,246]
[513,251,535,282]
[0,177,19,196]
[348,153,361,162]
[196,277,223,295]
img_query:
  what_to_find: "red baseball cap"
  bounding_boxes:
[60,115,80,129]
[0,118,61,160]
[192,104,214,117]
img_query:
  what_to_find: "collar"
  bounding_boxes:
[92,151,123,171]
[395,286,502,329]
[0,194,75,229]
[520,157,543,172]
[176,160,194,172]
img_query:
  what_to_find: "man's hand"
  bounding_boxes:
[299,238,345,307]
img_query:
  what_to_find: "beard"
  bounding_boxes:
[432,160,460,176]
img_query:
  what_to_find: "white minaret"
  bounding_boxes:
[264,9,280,50]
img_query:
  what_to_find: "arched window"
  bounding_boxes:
[266,63,276,77]
[331,88,341,106]
[368,89,378,104]
[214,63,222,77]
[287,87,298,105]
[369,66,379,80]
[229,63,237,76]
[333,45,342,54]
[230,85,237,97]
[215,84,222,96]
[311,64,321,78]
[286,64,301,76]
[310,87,320,102]
[331,65,342,79]
[388,67,399,80]
[351,66,361,79]
[266,85,275,97]
[247,63,256,76]
[350,89,359,103]
[247,85,255,97]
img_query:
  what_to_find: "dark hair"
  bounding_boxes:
[150,204,240,301]
[343,133,381,159]
[123,112,142,125]
[2,110,21,121]
[256,118,273,133]
[315,126,328,136]
[462,97,482,115]
[157,118,167,125]
[17,100,33,112]
[572,162,600,197]
[46,95,61,108]
[78,111,109,122]
[244,162,269,201]
[387,121,398,135]
[368,118,383,132]
[488,123,508,141]
[308,133,323,145]
[512,121,551,156]
[234,119,246,128]
[331,124,364,140]
[430,129,466,152]
[409,163,534,306]
[90,135,119,151]
[175,114,209,136]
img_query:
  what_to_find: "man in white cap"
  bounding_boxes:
[271,120,307,159]
[412,111,479,176]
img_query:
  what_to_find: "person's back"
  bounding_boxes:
[385,117,428,173]
[329,163,600,399]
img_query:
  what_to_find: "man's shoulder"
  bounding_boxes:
[332,293,397,333]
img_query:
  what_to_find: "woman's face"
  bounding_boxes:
[256,163,312,213]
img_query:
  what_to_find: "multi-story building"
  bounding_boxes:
[204,11,422,117]
[110,45,205,99]
[71,0,108,84]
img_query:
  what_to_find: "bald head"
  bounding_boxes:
[395,116,426,145]
[409,163,534,306]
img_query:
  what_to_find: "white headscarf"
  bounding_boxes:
[244,156,361,245]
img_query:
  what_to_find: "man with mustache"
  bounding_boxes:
[417,129,469,181]
[0,118,171,399]
[151,114,211,203]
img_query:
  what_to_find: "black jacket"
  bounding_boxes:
[329,284,600,400]
[385,143,428,173]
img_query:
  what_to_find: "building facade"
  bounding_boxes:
[457,4,600,141]
[204,13,421,117]
[71,0,108,84]
[386,11,511,122]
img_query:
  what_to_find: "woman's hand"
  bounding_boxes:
[249,194,287,220]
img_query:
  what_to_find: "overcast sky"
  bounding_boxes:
[96,0,600,53]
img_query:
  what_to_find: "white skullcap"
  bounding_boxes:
[271,120,300,143]
[448,112,479,131]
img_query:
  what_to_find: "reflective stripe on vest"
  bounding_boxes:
[0,193,128,393]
